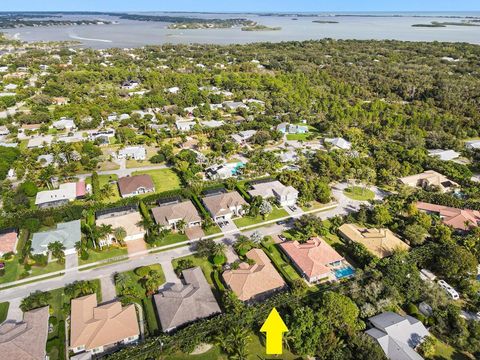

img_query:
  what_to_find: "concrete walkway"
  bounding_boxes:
[160,261,180,284]
[100,275,117,302]
[4,297,23,323]
[65,253,79,270]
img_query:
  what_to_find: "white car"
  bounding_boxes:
[438,279,460,300]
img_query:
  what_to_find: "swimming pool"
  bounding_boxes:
[334,266,355,279]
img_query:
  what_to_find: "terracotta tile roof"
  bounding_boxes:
[154,267,221,331]
[399,171,458,191]
[151,201,201,227]
[0,306,49,360]
[222,249,286,302]
[279,237,343,279]
[117,175,154,197]
[202,191,247,218]
[70,294,139,351]
[416,202,480,231]
[338,224,410,258]
[0,229,17,254]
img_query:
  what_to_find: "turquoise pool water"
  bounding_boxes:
[335,266,355,279]
[231,162,245,175]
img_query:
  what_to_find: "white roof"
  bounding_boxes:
[325,137,352,150]
[465,140,480,149]
[427,149,460,161]
[52,119,75,129]
[27,135,53,148]
[118,146,146,157]
[201,120,225,128]
[35,182,78,205]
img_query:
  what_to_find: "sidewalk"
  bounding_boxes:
[0,202,338,291]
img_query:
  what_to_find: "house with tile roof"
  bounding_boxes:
[248,180,299,207]
[70,294,140,357]
[154,267,221,332]
[202,191,247,221]
[117,175,155,198]
[399,170,459,193]
[279,238,346,283]
[366,312,429,360]
[222,248,286,302]
[0,228,18,256]
[415,202,480,231]
[151,200,202,230]
[0,306,49,360]
[338,224,410,258]
[31,220,81,255]
[96,210,145,247]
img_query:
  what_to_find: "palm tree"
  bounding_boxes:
[48,241,66,264]
[115,272,129,290]
[212,243,226,257]
[176,219,187,234]
[113,227,127,246]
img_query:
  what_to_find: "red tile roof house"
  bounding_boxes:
[117,175,155,198]
[416,202,480,231]
[0,228,18,257]
[279,237,347,283]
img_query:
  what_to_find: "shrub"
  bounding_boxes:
[150,154,165,163]
[80,249,89,260]
[135,266,151,278]
[2,252,13,260]
[42,216,56,227]
[49,316,58,326]
[24,263,32,271]
[23,218,41,232]
[19,180,38,197]
[212,254,226,265]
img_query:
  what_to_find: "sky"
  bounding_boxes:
[1,0,479,13]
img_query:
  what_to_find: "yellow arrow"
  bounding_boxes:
[260,307,288,355]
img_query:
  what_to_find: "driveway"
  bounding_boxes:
[218,219,238,234]
[100,275,117,302]
[126,239,147,256]
[65,253,79,270]
[185,226,205,240]
[4,297,23,323]
[160,261,180,284]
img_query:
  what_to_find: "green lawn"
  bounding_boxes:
[432,338,472,360]
[261,240,301,284]
[286,133,310,141]
[78,246,128,266]
[142,297,160,336]
[203,225,222,236]
[301,200,334,212]
[0,258,65,285]
[172,255,215,287]
[247,332,297,360]
[132,168,182,193]
[148,232,189,248]
[343,186,375,201]
[164,346,226,360]
[98,174,121,202]
[0,302,9,323]
[233,207,289,228]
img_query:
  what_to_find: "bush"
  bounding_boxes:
[150,154,165,163]
[49,316,58,326]
[80,248,89,260]
[19,180,38,197]
[31,254,48,267]
[23,218,41,232]
[2,252,13,260]
[212,254,226,265]
[135,266,151,277]
[42,216,56,227]
[24,263,32,271]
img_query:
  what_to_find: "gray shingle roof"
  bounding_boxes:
[31,220,81,254]
[153,267,221,332]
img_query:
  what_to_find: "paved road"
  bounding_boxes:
[0,181,383,305]
[100,275,117,302]
[76,164,170,180]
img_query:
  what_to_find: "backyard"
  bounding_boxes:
[260,238,301,285]
[132,168,182,194]
[233,207,289,228]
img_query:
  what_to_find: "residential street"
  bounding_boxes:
[0,182,384,305]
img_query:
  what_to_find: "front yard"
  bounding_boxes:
[78,246,128,266]
[233,207,289,228]
[343,186,375,201]
[148,232,189,248]
[132,168,182,193]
